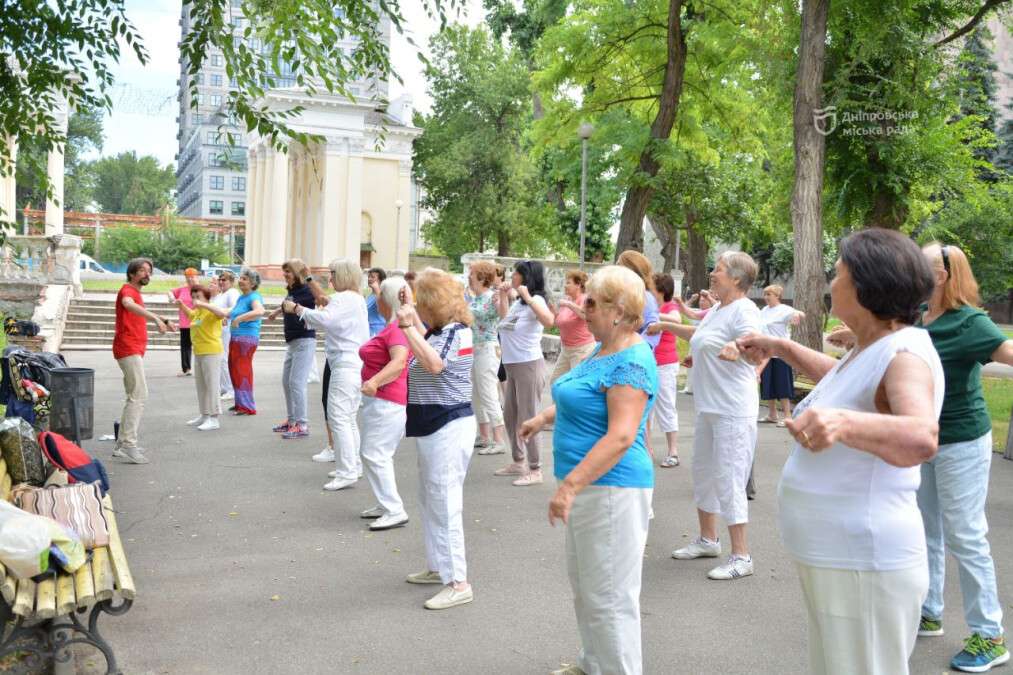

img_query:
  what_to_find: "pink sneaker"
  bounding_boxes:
[282,424,309,439]
[272,421,292,433]
[494,462,526,476]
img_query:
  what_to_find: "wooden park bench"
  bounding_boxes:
[0,459,135,674]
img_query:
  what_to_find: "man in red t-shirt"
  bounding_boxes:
[113,258,176,464]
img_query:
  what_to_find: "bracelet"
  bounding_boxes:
[398,323,413,329]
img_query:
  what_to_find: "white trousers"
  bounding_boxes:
[219,329,234,396]
[651,363,679,433]
[416,415,476,584]
[471,342,503,427]
[796,562,928,675]
[326,362,362,481]
[360,395,407,517]
[567,485,653,675]
[691,412,756,525]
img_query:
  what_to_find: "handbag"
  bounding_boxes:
[12,482,110,549]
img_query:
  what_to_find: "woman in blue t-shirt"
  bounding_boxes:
[520,265,657,675]
[228,268,265,415]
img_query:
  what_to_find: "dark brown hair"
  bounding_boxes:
[839,228,934,325]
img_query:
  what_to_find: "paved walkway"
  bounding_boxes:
[72,350,1013,674]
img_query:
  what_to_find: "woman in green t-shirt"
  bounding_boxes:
[916,243,1013,674]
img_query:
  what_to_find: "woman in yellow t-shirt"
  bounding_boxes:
[173,284,230,431]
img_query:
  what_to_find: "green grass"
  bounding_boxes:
[82,278,290,297]
[983,377,1012,452]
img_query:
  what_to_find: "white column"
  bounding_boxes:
[244,146,260,264]
[45,95,70,235]
[256,147,274,267]
[288,145,303,261]
[266,146,290,268]
[0,135,16,225]
[320,138,361,265]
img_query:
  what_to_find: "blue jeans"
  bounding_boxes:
[282,338,316,426]
[917,432,1004,637]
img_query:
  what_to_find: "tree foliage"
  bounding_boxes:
[413,25,558,265]
[91,152,176,215]
[96,222,229,272]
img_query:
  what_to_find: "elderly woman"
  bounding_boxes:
[914,243,1012,673]
[174,284,230,431]
[227,268,266,415]
[213,271,240,400]
[759,284,804,426]
[284,259,369,491]
[550,270,596,381]
[520,265,657,675]
[617,250,660,349]
[657,251,762,580]
[353,276,412,531]
[738,229,943,674]
[495,260,554,486]
[267,259,318,439]
[648,272,681,467]
[467,261,508,455]
[395,268,477,610]
[171,267,201,376]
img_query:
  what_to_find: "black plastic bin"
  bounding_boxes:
[49,367,95,442]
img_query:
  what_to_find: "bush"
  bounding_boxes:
[95,223,229,273]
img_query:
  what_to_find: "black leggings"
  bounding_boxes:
[180,327,192,372]
[321,360,330,421]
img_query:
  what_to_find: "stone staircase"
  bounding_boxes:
[60,295,323,351]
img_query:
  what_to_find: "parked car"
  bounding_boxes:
[79,254,112,274]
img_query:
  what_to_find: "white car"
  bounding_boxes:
[79,254,112,274]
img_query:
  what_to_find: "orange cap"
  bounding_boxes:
[184,267,199,277]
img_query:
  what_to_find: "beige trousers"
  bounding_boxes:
[503,359,547,469]
[116,355,147,450]
[194,353,223,416]
[796,561,928,675]
[550,341,597,382]
[471,341,504,426]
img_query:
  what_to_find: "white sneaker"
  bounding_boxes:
[477,442,506,456]
[360,506,383,519]
[220,392,234,400]
[370,512,409,531]
[672,537,722,560]
[323,477,356,491]
[406,570,442,585]
[197,417,220,431]
[186,415,206,426]
[424,585,473,610]
[113,446,149,464]
[707,555,754,580]
[312,447,335,463]
[328,470,336,478]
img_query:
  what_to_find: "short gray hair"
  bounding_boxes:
[240,267,261,290]
[328,258,361,293]
[378,276,407,319]
[718,251,758,292]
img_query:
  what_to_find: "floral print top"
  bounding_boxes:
[468,289,499,344]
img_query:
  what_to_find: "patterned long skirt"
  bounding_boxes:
[229,334,259,414]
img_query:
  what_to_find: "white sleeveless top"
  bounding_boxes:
[778,326,944,571]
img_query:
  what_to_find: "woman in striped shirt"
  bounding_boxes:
[396,268,477,611]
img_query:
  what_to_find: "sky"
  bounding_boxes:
[99,0,486,167]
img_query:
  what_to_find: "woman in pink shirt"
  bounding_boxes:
[356,276,412,531]
[550,270,596,382]
[650,273,681,467]
[170,268,200,376]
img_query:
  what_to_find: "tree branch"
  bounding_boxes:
[933,0,1011,47]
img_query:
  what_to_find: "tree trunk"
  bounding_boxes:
[790,0,831,353]
[647,212,678,272]
[613,0,688,258]
[866,189,907,229]
[686,216,708,294]
[497,229,510,257]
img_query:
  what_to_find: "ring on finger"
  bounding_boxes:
[799,430,812,448]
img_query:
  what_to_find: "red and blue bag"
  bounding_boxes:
[37,431,110,496]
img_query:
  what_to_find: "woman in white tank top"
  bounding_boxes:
[739,229,944,675]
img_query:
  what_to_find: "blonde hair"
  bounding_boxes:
[282,258,310,285]
[586,266,646,331]
[616,250,657,293]
[414,267,473,329]
[923,242,980,310]
[763,284,784,298]
[718,251,758,292]
[469,261,497,289]
[328,258,361,293]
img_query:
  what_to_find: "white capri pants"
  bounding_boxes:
[219,328,234,397]
[360,395,407,517]
[327,361,362,481]
[416,414,477,585]
[567,485,653,675]
[471,341,503,427]
[796,561,928,675]
[691,412,756,525]
[650,363,679,433]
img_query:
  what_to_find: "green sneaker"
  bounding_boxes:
[918,616,944,637]
[951,634,1009,673]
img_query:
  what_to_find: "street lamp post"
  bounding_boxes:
[394,198,404,271]
[577,123,594,271]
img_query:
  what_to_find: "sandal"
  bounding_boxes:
[660,455,680,468]
[759,415,778,424]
